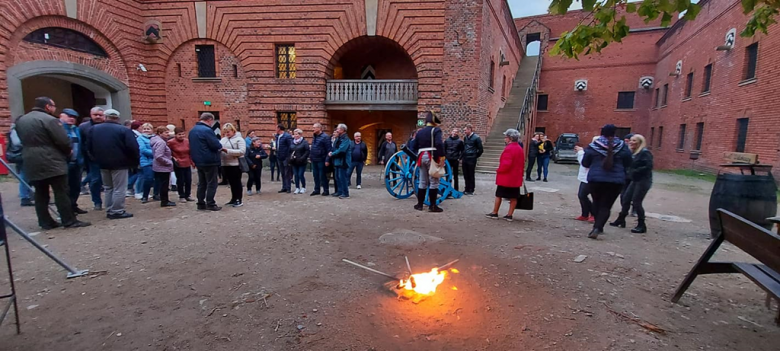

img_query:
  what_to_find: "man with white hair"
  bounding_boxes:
[79,106,105,209]
[348,131,368,189]
[87,109,139,219]
[328,123,353,199]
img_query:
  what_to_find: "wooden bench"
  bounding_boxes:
[672,209,780,324]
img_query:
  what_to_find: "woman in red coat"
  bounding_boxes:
[486,129,525,222]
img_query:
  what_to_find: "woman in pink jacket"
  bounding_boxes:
[486,129,525,222]
[151,126,176,207]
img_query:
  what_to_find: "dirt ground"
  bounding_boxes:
[0,163,778,351]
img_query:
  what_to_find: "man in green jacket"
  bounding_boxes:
[15,97,91,229]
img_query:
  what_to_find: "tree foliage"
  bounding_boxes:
[548,0,779,59]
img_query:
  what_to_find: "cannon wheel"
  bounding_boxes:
[384,151,416,199]
[414,160,460,206]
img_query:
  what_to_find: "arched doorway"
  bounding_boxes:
[526,32,542,56]
[7,61,131,120]
[325,36,418,164]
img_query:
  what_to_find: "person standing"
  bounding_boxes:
[574,136,599,222]
[536,135,553,182]
[168,128,194,202]
[290,129,310,194]
[189,112,223,211]
[269,133,280,182]
[246,137,268,195]
[486,129,525,221]
[58,109,88,214]
[462,124,483,195]
[79,107,105,210]
[326,133,338,195]
[275,124,293,193]
[329,124,352,199]
[610,134,653,233]
[137,123,156,203]
[377,132,397,166]
[87,109,139,219]
[151,126,176,207]
[581,124,633,239]
[412,112,445,212]
[444,128,464,192]
[309,123,331,196]
[130,121,145,199]
[220,123,246,207]
[16,97,91,229]
[7,119,34,207]
[525,133,541,181]
[244,130,256,149]
[244,130,257,191]
[348,132,368,189]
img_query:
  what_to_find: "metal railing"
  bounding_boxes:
[516,55,543,134]
[325,79,418,104]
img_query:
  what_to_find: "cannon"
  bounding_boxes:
[383,146,463,205]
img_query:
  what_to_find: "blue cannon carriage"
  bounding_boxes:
[383,145,463,205]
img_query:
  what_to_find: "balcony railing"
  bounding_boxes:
[325,79,418,105]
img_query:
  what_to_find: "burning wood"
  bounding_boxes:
[342,257,460,304]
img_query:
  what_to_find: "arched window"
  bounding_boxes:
[24,27,108,57]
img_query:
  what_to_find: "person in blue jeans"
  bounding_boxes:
[536,135,553,182]
[80,107,105,209]
[329,123,352,199]
[137,123,155,203]
[9,124,34,207]
[308,123,331,196]
[348,132,367,189]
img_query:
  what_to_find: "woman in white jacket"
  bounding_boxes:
[220,123,246,207]
[575,136,599,222]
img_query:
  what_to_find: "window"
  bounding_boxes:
[650,127,655,147]
[177,63,182,77]
[277,111,297,130]
[489,61,495,90]
[537,94,548,111]
[736,118,749,152]
[654,88,660,107]
[534,127,546,134]
[615,127,631,139]
[694,122,704,151]
[195,45,216,77]
[658,126,664,148]
[744,43,758,80]
[232,64,238,78]
[616,92,635,109]
[702,64,712,93]
[661,84,668,106]
[684,72,693,98]
[23,27,108,57]
[678,124,687,150]
[276,44,296,79]
[502,75,507,97]
[234,120,241,132]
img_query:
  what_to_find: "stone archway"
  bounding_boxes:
[7,60,131,119]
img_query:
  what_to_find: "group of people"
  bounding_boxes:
[525,133,554,182]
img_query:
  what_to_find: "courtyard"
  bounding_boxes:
[0,163,778,350]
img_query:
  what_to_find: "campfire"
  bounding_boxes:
[343,257,459,304]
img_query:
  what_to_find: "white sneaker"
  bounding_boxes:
[247,190,253,195]
[134,193,143,200]
[125,190,133,197]
[300,188,306,194]
[294,188,300,194]
[179,198,187,203]
[357,185,362,189]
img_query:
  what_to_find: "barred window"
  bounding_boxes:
[196,45,216,77]
[24,27,108,57]
[276,45,297,79]
[277,111,297,130]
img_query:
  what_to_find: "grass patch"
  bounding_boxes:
[657,169,717,183]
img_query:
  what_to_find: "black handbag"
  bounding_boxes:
[517,184,534,211]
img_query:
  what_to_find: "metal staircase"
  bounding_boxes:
[476,55,542,173]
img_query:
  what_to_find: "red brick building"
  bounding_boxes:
[0,0,521,162]
[516,0,780,175]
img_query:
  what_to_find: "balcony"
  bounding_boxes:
[325,79,418,110]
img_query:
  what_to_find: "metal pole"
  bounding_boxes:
[342,259,398,280]
[0,158,61,218]
[4,217,88,278]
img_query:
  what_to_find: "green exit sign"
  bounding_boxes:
[203,101,211,106]
[417,119,425,127]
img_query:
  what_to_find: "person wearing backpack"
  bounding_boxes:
[7,118,33,207]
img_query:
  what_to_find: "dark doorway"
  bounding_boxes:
[534,127,546,134]
[71,83,96,123]
[199,111,221,133]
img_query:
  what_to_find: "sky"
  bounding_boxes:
[507,0,582,55]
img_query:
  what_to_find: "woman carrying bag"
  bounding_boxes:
[486,129,525,222]
[411,111,445,213]
[290,128,310,194]
[220,123,246,207]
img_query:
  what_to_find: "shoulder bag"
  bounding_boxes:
[517,183,534,211]
[228,139,250,172]
[428,128,446,178]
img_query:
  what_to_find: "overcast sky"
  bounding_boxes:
[507,0,582,18]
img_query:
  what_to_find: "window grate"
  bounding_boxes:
[694,122,704,151]
[276,45,297,79]
[736,118,749,152]
[196,45,216,77]
[744,43,758,80]
[537,94,548,111]
[685,73,693,98]
[703,64,712,93]
[277,112,297,130]
[661,84,668,106]
[658,126,664,148]
[616,92,635,109]
[678,124,687,150]
[24,27,108,57]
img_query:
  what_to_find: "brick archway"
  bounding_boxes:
[326,36,419,80]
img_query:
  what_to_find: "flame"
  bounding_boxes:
[450,268,459,274]
[451,286,458,290]
[399,268,447,295]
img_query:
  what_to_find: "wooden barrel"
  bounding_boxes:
[708,172,777,238]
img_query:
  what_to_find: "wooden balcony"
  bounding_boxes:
[325,79,418,110]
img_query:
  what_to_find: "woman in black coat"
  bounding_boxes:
[246,137,268,195]
[290,129,310,194]
[610,134,653,233]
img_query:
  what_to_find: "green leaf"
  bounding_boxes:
[582,0,597,11]
[660,12,674,27]
[742,0,758,13]
[549,0,575,14]
[626,3,637,13]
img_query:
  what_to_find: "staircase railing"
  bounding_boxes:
[516,55,543,134]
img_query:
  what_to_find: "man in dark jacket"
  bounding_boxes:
[462,124,483,195]
[309,122,331,196]
[87,109,139,219]
[79,107,105,209]
[444,128,464,192]
[348,131,368,189]
[412,112,446,212]
[16,97,90,229]
[377,132,397,165]
[189,112,224,211]
[59,108,88,215]
[329,123,353,199]
[525,133,540,181]
[275,124,294,193]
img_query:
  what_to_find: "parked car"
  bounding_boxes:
[552,133,580,163]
